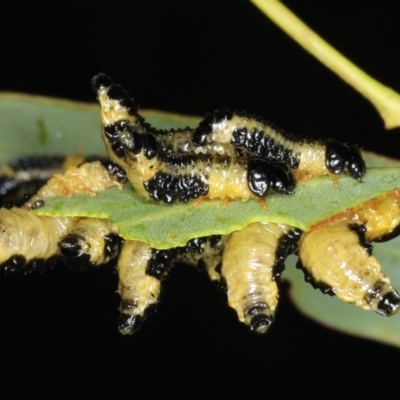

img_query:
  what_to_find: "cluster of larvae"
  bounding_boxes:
[0,74,398,335]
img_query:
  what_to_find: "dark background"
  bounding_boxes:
[1,0,400,397]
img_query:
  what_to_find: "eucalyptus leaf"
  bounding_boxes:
[36,167,400,249]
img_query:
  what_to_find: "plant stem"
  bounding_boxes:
[251,0,400,129]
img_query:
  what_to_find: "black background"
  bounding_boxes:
[1,0,400,397]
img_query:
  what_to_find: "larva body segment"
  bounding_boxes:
[297,220,400,316]
[220,222,299,334]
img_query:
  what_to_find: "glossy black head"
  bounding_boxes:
[325,141,348,175]
[247,158,271,197]
[247,158,295,197]
[326,141,366,181]
[270,163,295,195]
[346,146,366,182]
[91,73,113,92]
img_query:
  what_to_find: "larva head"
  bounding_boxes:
[270,163,295,195]
[325,141,366,182]
[346,145,366,182]
[247,158,295,197]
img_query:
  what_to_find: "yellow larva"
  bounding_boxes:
[220,222,299,333]
[298,220,400,316]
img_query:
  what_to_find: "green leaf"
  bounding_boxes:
[36,167,400,249]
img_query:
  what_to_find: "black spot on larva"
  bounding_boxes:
[118,313,143,335]
[373,224,400,243]
[9,155,66,171]
[30,200,45,210]
[250,314,273,334]
[245,303,269,317]
[0,178,20,197]
[349,224,373,255]
[185,237,207,254]
[377,290,400,316]
[146,249,176,279]
[91,73,113,91]
[245,303,273,334]
[104,121,128,142]
[1,255,27,275]
[107,84,128,102]
[231,123,300,169]
[209,235,222,248]
[296,260,335,296]
[119,97,138,116]
[103,233,122,259]
[112,142,126,159]
[192,109,233,146]
[143,172,209,203]
[104,122,129,159]
[58,234,84,258]
[101,161,128,184]
[231,127,247,147]
[346,146,366,182]
[142,133,158,159]
[364,281,385,305]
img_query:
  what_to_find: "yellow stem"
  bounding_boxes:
[251,0,400,129]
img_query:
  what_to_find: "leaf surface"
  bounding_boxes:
[36,168,400,249]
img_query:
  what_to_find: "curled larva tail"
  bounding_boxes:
[297,221,400,316]
[117,240,160,335]
[221,222,299,334]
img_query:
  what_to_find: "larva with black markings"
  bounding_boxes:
[118,235,226,335]
[297,220,400,316]
[219,222,300,333]
[192,109,366,182]
[0,161,125,272]
[92,73,365,203]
